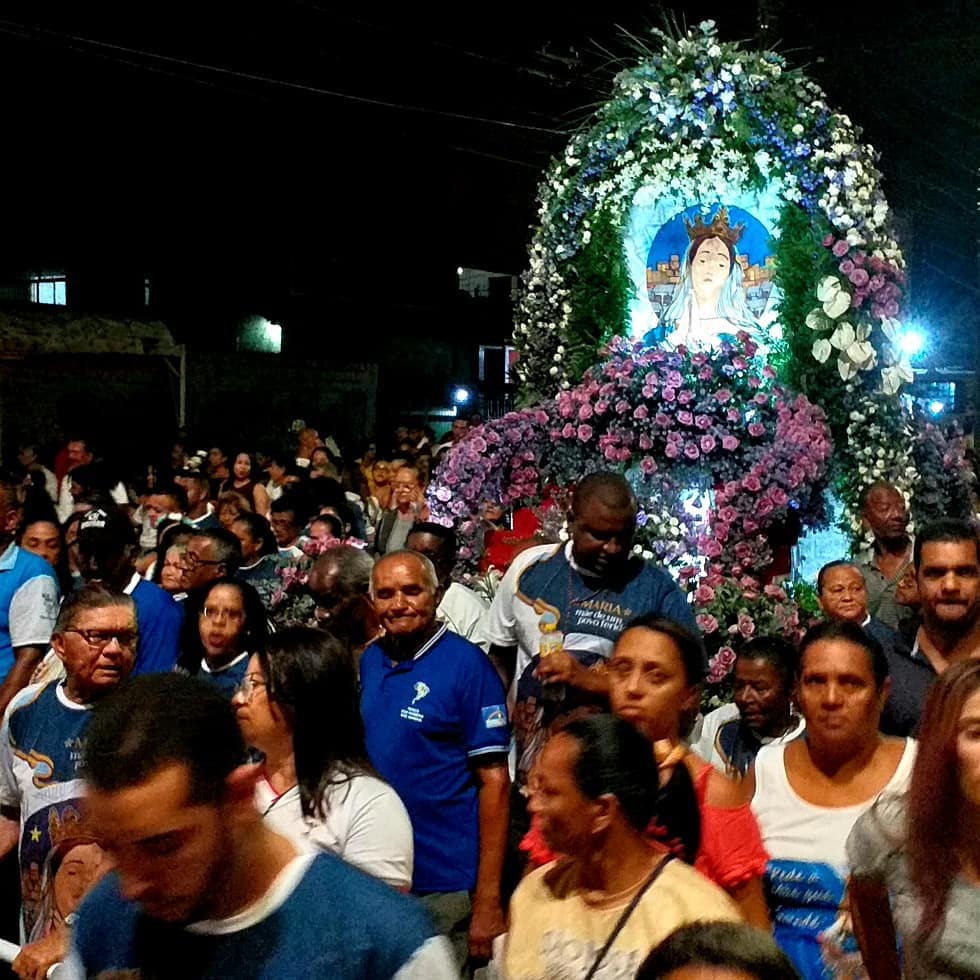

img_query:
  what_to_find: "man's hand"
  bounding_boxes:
[468,893,506,962]
[12,928,67,980]
[535,650,608,694]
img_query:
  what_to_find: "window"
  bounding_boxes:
[30,274,66,306]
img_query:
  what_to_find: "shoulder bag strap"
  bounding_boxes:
[582,854,675,980]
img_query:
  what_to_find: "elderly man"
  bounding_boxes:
[65,673,456,978]
[179,528,242,596]
[407,522,490,651]
[307,546,380,653]
[0,584,137,977]
[360,550,510,972]
[858,483,913,630]
[817,558,925,736]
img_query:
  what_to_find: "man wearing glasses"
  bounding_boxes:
[179,529,242,596]
[0,584,138,978]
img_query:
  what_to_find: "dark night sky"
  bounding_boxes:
[0,2,977,357]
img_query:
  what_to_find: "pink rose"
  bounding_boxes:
[577,424,593,442]
[665,443,679,459]
[695,415,712,430]
[654,412,671,427]
[638,434,653,450]
[742,474,762,492]
[721,435,739,451]
[699,367,714,381]
[702,539,722,558]
[615,400,630,415]
[662,387,676,402]
[640,456,657,475]
[732,356,748,371]
[578,403,593,420]
[595,400,609,414]
[719,506,738,523]
[737,614,756,639]
[727,408,740,422]
[677,389,694,405]
[633,405,649,420]
[748,423,766,437]
[849,267,870,288]
[695,584,716,604]
[561,423,575,438]
[684,442,700,460]
[700,435,717,453]
[743,518,759,534]
[822,234,835,247]
[677,410,694,426]
[667,370,683,388]
[770,487,789,507]
[832,239,849,257]
[696,613,719,635]
[715,388,732,404]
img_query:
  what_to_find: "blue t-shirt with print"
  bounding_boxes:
[360,626,510,894]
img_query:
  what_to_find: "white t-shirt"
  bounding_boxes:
[437,582,490,652]
[691,703,806,776]
[257,771,413,891]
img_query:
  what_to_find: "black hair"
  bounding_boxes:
[17,504,73,594]
[638,922,800,980]
[561,714,700,863]
[149,483,188,513]
[83,673,247,804]
[798,619,889,689]
[231,510,277,558]
[816,558,860,594]
[194,526,243,575]
[622,614,706,684]
[914,518,980,569]
[257,628,374,820]
[407,521,457,560]
[736,635,799,693]
[571,471,636,515]
[271,490,312,529]
[179,577,268,674]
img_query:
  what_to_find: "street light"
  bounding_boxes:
[928,399,945,417]
[898,326,925,360]
[453,386,472,405]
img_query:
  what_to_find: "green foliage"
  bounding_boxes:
[563,208,634,381]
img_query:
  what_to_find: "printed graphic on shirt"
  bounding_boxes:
[482,705,507,729]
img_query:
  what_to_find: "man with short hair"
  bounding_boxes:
[912,519,980,672]
[0,584,137,976]
[816,558,924,736]
[137,484,187,557]
[270,495,307,561]
[0,473,60,716]
[307,546,380,652]
[858,482,913,630]
[75,508,183,675]
[179,528,242,595]
[486,471,698,796]
[407,522,490,651]
[175,465,221,532]
[361,551,510,970]
[64,673,457,978]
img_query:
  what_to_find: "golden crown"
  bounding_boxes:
[684,207,745,247]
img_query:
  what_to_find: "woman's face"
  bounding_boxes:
[690,236,732,303]
[797,639,885,747]
[311,448,329,469]
[373,462,390,486]
[218,502,241,531]
[21,521,61,568]
[607,627,696,742]
[956,688,980,807]
[160,546,184,592]
[526,733,595,857]
[233,454,252,481]
[232,654,288,751]
[198,584,246,659]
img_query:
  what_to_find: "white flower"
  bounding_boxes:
[829,322,856,350]
[806,309,829,331]
[837,355,859,381]
[812,338,832,363]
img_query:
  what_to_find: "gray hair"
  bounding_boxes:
[314,546,375,598]
[370,550,439,598]
[54,583,137,635]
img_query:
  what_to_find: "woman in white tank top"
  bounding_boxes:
[749,621,916,980]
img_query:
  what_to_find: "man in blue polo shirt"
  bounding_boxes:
[0,473,59,716]
[361,550,510,973]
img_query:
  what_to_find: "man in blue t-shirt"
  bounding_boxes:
[361,550,510,971]
[75,507,183,674]
[64,673,456,980]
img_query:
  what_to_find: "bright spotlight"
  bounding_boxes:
[898,328,925,359]
[453,386,472,405]
[928,400,945,416]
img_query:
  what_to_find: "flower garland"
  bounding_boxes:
[513,21,910,407]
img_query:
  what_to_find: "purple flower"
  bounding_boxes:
[662,387,676,403]
[732,356,748,371]
[832,239,850,258]
[698,367,714,381]
[715,388,732,404]
[666,370,683,388]
[577,424,593,442]
[677,389,694,405]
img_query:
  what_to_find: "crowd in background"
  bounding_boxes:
[0,420,976,979]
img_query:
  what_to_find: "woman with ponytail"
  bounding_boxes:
[521,615,770,927]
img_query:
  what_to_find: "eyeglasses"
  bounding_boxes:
[200,605,244,621]
[234,673,267,702]
[182,553,223,570]
[63,629,138,650]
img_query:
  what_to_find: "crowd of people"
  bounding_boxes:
[0,423,975,978]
